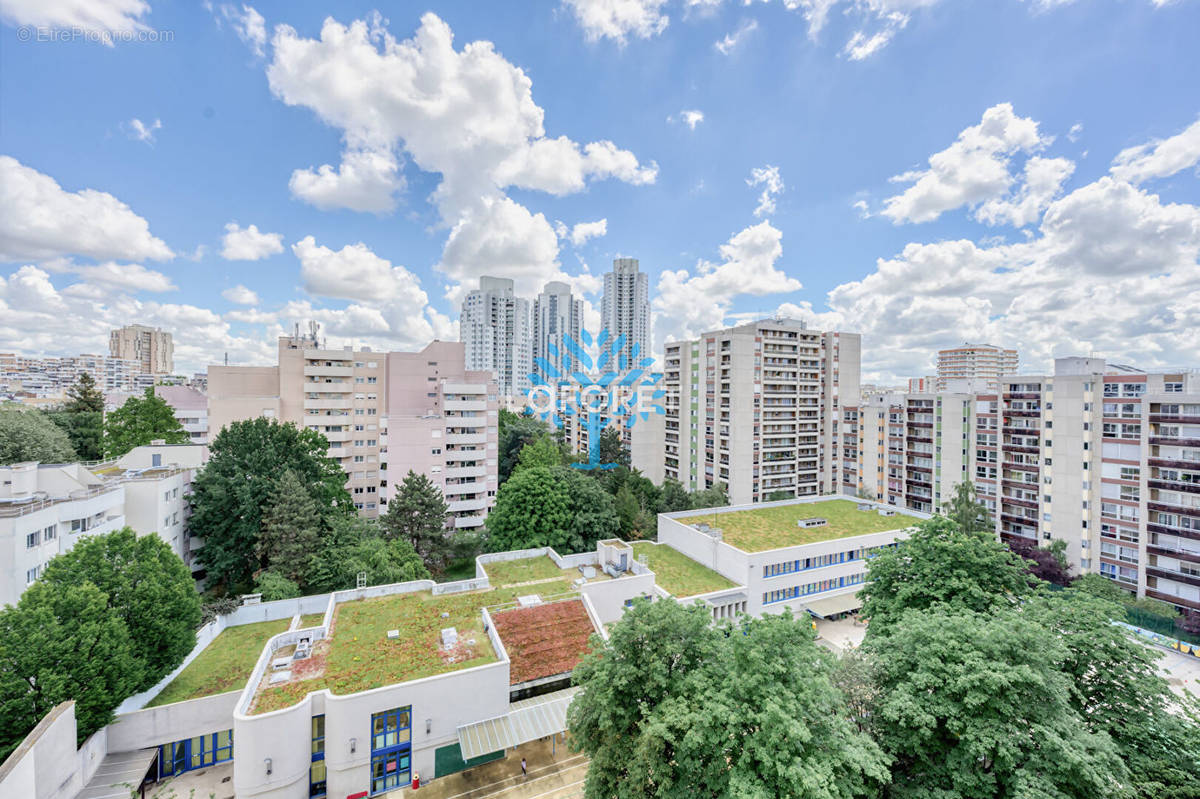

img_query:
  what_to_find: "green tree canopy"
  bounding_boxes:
[688,482,729,510]
[102,387,188,458]
[305,515,430,594]
[515,433,564,471]
[38,528,201,692]
[595,426,630,469]
[0,581,142,761]
[256,469,322,586]
[380,470,451,573]
[865,607,1126,799]
[659,479,691,513]
[940,480,993,534]
[859,516,1036,630]
[570,599,889,799]
[0,407,77,465]
[254,571,301,602]
[486,465,620,553]
[498,408,551,483]
[189,417,352,592]
[65,372,105,413]
[48,373,106,460]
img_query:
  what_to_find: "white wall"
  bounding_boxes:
[0,703,85,799]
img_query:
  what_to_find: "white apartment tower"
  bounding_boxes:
[110,324,174,375]
[639,318,861,506]
[532,281,583,378]
[601,258,650,360]
[460,276,532,397]
[936,343,1018,390]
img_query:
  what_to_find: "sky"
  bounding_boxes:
[0,0,1198,382]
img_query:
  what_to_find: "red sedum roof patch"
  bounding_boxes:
[492,599,596,685]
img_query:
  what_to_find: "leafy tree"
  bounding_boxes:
[515,434,564,471]
[865,607,1126,799]
[1073,572,1130,604]
[614,483,640,538]
[766,489,796,501]
[659,479,691,513]
[1177,608,1200,638]
[1010,537,1073,586]
[1025,589,1200,798]
[47,373,106,460]
[941,480,992,534]
[305,515,429,593]
[688,482,729,509]
[381,470,451,573]
[595,426,630,469]
[498,408,551,483]
[0,582,142,760]
[487,465,619,553]
[0,407,77,464]
[570,599,889,799]
[189,418,352,592]
[38,528,201,692]
[563,469,622,548]
[860,516,1036,630]
[103,387,188,458]
[254,571,301,602]
[256,470,321,586]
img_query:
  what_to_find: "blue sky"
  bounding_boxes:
[1,0,1198,380]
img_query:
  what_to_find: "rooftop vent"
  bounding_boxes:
[387,629,399,640]
[856,502,873,511]
[877,508,897,517]
[440,627,458,648]
[797,518,827,528]
[517,595,542,608]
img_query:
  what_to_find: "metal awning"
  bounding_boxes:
[75,748,158,799]
[457,687,578,760]
[803,592,862,618]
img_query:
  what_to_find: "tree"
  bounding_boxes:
[941,480,991,534]
[0,582,142,761]
[498,408,551,484]
[256,470,321,586]
[595,427,629,469]
[865,607,1126,799]
[766,489,795,501]
[1010,537,1073,586]
[103,387,188,458]
[563,469,622,548]
[1073,572,1130,604]
[515,434,564,471]
[614,483,640,538]
[0,407,77,465]
[859,516,1037,630]
[381,470,451,573]
[254,571,301,602]
[1024,589,1200,798]
[38,528,201,692]
[305,515,430,594]
[569,599,889,799]
[659,479,691,513]
[48,373,105,460]
[487,465,620,553]
[688,482,729,509]
[1177,608,1200,638]
[189,418,352,592]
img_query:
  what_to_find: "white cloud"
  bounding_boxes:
[568,219,608,246]
[288,148,405,214]
[220,222,284,261]
[653,220,803,345]
[127,117,161,143]
[975,156,1074,227]
[1067,122,1083,142]
[208,3,267,57]
[853,199,872,219]
[563,0,670,43]
[882,103,1052,224]
[0,156,173,263]
[267,13,653,298]
[71,262,176,293]
[670,109,705,130]
[748,165,784,218]
[1110,116,1200,184]
[715,18,758,54]
[0,0,152,45]
[222,284,259,305]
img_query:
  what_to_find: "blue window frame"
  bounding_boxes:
[370,706,412,794]
[310,715,326,797]
[157,730,233,778]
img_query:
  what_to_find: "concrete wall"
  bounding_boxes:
[108,691,240,753]
[0,702,111,799]
[580,570,656,624]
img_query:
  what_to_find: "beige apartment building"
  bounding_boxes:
[110,324,174,375]
[936,343,1018,390]
[842,357,1200,615]
[635,318,860,505]
[208,332,498,523]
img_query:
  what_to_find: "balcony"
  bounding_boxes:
[304,398,352,410]
[1001,496,1039,510]
[445,432,487,445]
[1149,479,1200,495]
[1145,566,1200,590]
[1150,414,1200,424]
[1150,437,1200,448]
[1147,523,1200,542]
[1003,392,1041,400]
[1147,544,1200,565]
[449,496,488,513]
[1149,456,1200,470]
[1003,462,1040,472]
[1005,444,1040,454]
[445,465,486,479]
[1000,512,1038,526]
[444,399,487,412]
[304,365,353,377]
[1145,589,1200,612]
[454,513,487,529]
[1005,410,1041,418]
[907,421,934,428]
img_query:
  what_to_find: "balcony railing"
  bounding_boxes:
[1147,523,1200,542]
[1146,566,1200,590]
[1149,414,1200,424]
[1147,544,1200,565]
[1145,589,1200,612]
[1149,479,1200,495]
[1150,437,1200,448]
[1149,456,1200,470]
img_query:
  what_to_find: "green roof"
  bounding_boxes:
[703,499,921,553]
[631,541,737,597]
[147,618,291,707]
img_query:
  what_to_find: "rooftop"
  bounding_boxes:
[482,555,613,588]
[630,541,736,597]
[147,618,291,707]
[694,499,922,552]
[491,599,596,685]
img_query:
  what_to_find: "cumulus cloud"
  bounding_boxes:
[0,0,152,45]
[1110,116,1200,184]
[653,220,803,345]
[288,147,405,213]
[222,284,260,305]
[670,109,705,130]
[563,0,670,43]
[882,103,1053,224]
[71,262,176,293]
[220,222,284,261]
[975,156,1075,227]
[267,12,654,297]
[715,18,757,54]
[0,156,173,263]
[127,117,161,143]
[748,165,784,217]
[566,219,608,246]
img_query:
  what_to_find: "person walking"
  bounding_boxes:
[521,757,527,779]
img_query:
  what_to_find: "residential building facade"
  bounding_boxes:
[110,324,174,376]
[107,385,209,444]
[460,276,532,397]
[600,258,650,359]
[531,281,583,379]
[936,343,1018,390]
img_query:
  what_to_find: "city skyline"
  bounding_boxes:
[1,2,1197,383]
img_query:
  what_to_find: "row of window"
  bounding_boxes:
[762,573,865,605]
[158,730,233,778]
[25,524,57,549]
[761,543,897,578]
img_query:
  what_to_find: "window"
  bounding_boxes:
[152,453,162,467]
[26,566,39,584]
[158,730,233,778]
[26,530,40,548]
[370,707,412,794]
[310,715,326,798]
[44,524,56,541]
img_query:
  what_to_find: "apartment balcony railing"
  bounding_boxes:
[1000,512,1038,526]
[1150,437,1200,448]
[1003,392,1041,400]
[907,421,934,429]
[1004,444,1040,454]
[1145,589,1200,612]
[1145,566,1200,590]
[1149,479,1200,495]
[1003,462,1040,472]
[1005,410,1041,418]
[1147,523,1200,542]
[907,435,933,444]
[906,464,933,473]
[1149,456,1200,470]
[1001,496,1039,510]
[1147,544,1200,565]
[1149,414,1200,424]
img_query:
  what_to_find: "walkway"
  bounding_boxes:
[388,737,587,799]
[75,749,157,799]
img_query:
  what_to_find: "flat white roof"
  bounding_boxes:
[457,687,577,760]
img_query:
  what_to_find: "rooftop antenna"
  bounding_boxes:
[224,352,228,366]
